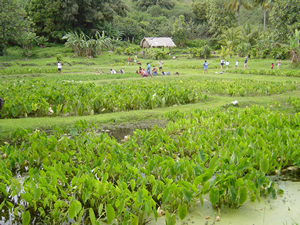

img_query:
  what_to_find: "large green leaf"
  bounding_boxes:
[260,156,269,173]
[193,175,203,187]
[69,200,82,219]
[106,204,115,224]
[22,211,31,225]
[230,186,236,203]
[130,179,136,191]
[209,187,219,206]
[165,210,177,225]
[178,204,187,220]
[182,188,193,203]
[89,208,96,225]
[33,187,41,202]
[238,187,248,205]
[130,214,138,225]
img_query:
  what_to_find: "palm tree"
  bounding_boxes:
[240,22,259,47]
[219,27,242,52]
[225,0,252,25]
[288,29,300,63]
[252,0,272,30]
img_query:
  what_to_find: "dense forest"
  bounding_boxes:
[0,0,300,62]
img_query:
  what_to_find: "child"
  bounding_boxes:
[152,66,158,76]
[110,69,117,74]
[138,67,142,74]
[226,60,229,69]
[235,60,238,69]
[203,60,209,73]
[271,63,274,69]
[57,61,62,74]
[277,59,281,69]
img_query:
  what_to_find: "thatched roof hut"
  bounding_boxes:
[140,37,176,49]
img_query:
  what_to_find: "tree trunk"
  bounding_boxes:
[263,8,266,30]
[237,5,240,26]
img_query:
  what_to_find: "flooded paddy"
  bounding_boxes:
[151,181,300,225]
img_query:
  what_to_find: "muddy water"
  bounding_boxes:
[101,119,168,141]
[150,181,300,225]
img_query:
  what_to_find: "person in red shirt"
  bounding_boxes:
[128,56,131,65]
[271,63,274,69]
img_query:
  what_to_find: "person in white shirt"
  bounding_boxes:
[110,69,116,74]
[57,61,62,74]
[235,60,238,68]
[158,60,163,72]
[226,60,229,69]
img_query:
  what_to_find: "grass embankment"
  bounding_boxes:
[0,45,299,140]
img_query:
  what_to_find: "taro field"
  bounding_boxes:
[0,54,300,225]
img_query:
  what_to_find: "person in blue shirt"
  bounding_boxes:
[244,57,249,69]
[203,60,209,73]
[147,63,151,75]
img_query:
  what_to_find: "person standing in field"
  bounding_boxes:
[203,60,209,73]
[271,63,274,69]
[220,58,224,69]
[226,60,229,69]
[244,57,249,69]
[147,63,151,75]
[277,59,281,69]
[134,56,137,65]
[57,61,62,74]
[158,60,163,72]
[128,56,131,65]
[235,60,238,69]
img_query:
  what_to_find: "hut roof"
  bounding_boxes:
[140,37,176,48]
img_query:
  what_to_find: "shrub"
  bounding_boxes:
[124,47,135,55]
[185,39,207,48]
[249,48,257,58]
[56,54,63,61]
[115,47,122,55]
[201,45,211,59]
[262,49,270,59]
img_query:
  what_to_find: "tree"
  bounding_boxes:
[192,1,208,24]
[62,31,111,57]
[288,29,300,64]
[0,0,32,55]
[269,0,300,43]
[27,0,128,41]
[252,0,271,30]
[132,0,175,11]
[225,0,252,25]
[206,0,237,38]
[219,27,242,51]
[113,16,143,42]
[172,15,188,47]
[240,22,259,47]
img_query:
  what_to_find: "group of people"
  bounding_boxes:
[203,57,282,72]
[110,69,125,74]
[271,60,281,69]
[220,58,247,70]
[128,56,138,65]
[136,60,165,77]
